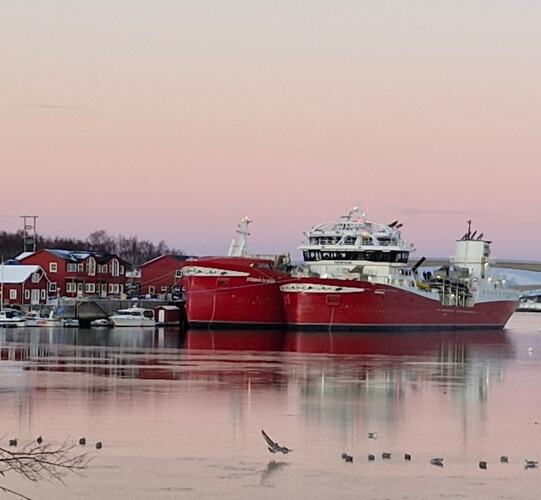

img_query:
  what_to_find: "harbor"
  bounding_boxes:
[1,313,541,499]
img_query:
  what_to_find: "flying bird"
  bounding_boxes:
[382,452,392,460]
[341,453,353,463]
[430,458,444,467]
[261,430,292,454]
[525,460,538,469]
[500,456,509,463]
[368,432,377,439]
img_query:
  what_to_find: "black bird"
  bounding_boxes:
[479,461,487,470]
[404,454,412,461]
[95,441,103,449]
[382,452,391,460]
[261,430,292,454]
[368,432,377,439]
[37,435,43,444]
[79,437,86,445]
[500,456,509,463]
[525,460,538,469]
[430,458,444,467]
[368,454,375,461]
[8,439,17,447]
[341,453,353,463]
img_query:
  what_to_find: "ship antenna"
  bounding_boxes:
[467,219,472,239]
[228,216,252,256]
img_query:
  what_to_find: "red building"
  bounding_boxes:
[0,264,50,306]
[18,249,128,298]
[139,255,189,296]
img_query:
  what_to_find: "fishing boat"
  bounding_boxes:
[281,208,519,331]
[182,217,291,328]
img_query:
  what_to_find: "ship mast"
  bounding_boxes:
[228,216,252,257]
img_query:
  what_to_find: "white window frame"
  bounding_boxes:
[119,265,125,275]
[77,263,84,273]
[49,262,58,273]
[9,289,17,300]
[111,259,120,277]
[40,289,46,300]
[148,286,156,294]
[25,289,30,300]
[87,257,96,276]
[66,282,76,293]
[161,286,168,292]
[32,272,40,283]
[85,283,96,293]
[67,263,77,272]
[49,282,57,292]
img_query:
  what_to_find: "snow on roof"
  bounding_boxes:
[155,305,180,310]
[0,265,43,284]
[15,251,35,261]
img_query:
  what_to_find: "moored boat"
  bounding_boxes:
[182,217,291,328]
[110,306,156,327]
[0,309,26,328]
[281,208,519,331]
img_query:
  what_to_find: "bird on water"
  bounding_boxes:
[500,456,509,463]
[368,454,375,461]
[37,435,43,444]
[382,452,391,460]
[79,437,86,445]
[8,439,17,447]
[95,441,103,449]
[525,460,538,469]
[368,432,377,439]
[341,453,353,463]
[261,430,292,454]
[404,453,412,461]
[430,458,444,467]
[479,461,487,470]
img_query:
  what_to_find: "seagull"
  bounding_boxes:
[37,436,43,444]
[8,439,17,447]
[382,452,391,460]
[430,458,444,467]
[368,432,377,439]
[368,454,375,461]
[341,453,353,463]
[261,430,292,454]
[404,453,412,461]
[79,437,86,445]
[500,456,509,463]
[525,460,538,469]
[95,441,103,449]
[479,461,487,470]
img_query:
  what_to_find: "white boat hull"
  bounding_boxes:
[0,319,26,328]
[110,317,156,327]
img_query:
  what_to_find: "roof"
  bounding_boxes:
[141,254,191,268]
[19,249,125,264]
[155,305,180,311]
[0,265,43,284]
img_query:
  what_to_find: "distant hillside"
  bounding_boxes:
[0,229,185,267]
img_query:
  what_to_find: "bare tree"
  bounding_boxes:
[0,441,90,500]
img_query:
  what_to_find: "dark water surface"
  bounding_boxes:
[1,314,541,499]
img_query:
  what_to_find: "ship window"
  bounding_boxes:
[253,263,273,271]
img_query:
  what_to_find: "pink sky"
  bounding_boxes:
[1,1,540,259]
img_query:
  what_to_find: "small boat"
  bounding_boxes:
[109,306,156,327]
[90,318,113,328]
[0,309,26,328]
[25,310,63,327]
[62,318,80,328]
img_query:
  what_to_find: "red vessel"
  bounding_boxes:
[182,218,291,328]
[182,256,289,328]
[281,208,519,331]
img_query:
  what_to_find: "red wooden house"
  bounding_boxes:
[139,255,189,296]
[0,264,50,306]
[17,249,128,298]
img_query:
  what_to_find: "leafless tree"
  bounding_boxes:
[0,441,90,500]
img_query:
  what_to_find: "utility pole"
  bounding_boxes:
[20,215,39,253]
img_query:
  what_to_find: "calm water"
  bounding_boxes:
[1,314,541,499]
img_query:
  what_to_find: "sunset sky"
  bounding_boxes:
[1,1,540,259]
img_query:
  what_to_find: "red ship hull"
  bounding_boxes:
[182,257,289,328]
[282,278,518,331]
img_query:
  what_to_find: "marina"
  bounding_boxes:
[0,313,541,499]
